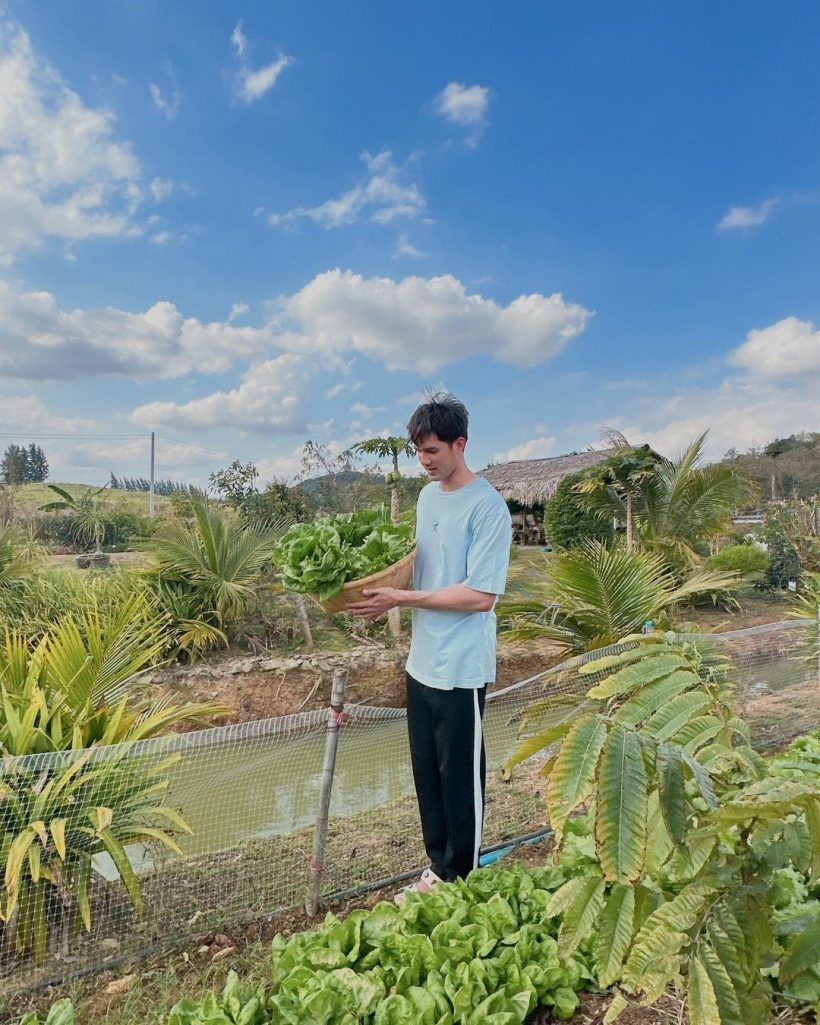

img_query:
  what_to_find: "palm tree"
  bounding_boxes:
[498,540,739,654]
[40,483,110,552]
[573,436,657,552]
[637,433,757,569]
[575,432,756,568]
[145,500,289,635]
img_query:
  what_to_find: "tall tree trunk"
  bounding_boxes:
[387,453,402,639]
[626,492,634,553]
[295,593,314,650]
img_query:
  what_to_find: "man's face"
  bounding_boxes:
[414,434,465,481]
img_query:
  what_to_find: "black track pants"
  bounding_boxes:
[406,672,487,882]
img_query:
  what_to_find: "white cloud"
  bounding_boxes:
[276,269,593,373]
[228,302,249,323]
[610,377,819,460]
[0,394,97,433]
[149,177,172,202]
[230,20,292,104]
[130,353,313,433]
[394,233,427,259]
[151,230,172,245]
[270,151,425,229]
[350,401,385,417]
[728,316,820,378]
[0,280,274,380]
[493,436,556,463]
[231,21,247,59]
[0,20,146,260]
[434,82,490,146]
[717,198,778,231]
[148,79,181,120]
[256,444,308,483]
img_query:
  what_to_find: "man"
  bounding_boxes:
[347,393,512,894]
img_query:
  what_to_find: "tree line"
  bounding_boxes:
[1,444,49,484]
[108,474,205,497]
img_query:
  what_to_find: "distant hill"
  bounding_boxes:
[297,469,426,514]
[720,432,820,501]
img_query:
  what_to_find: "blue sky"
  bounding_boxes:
[1,1,818,486]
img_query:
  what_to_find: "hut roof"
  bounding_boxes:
[479,449,614,506]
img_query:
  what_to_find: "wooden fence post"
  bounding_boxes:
[305,668,348,916]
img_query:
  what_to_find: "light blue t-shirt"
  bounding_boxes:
[405,477,512,690]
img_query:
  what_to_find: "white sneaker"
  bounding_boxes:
[393,868,443,906]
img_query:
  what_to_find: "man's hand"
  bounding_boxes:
[346,587,406,619]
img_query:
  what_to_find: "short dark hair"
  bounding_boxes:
[407,392,469,445]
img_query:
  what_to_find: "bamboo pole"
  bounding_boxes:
[305,668,348,916]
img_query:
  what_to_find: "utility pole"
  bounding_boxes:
[149,432,156,517]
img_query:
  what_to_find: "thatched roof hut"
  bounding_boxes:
[479,450,614,506]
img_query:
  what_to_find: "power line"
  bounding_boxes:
[0,433,147,440]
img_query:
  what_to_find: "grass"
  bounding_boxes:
[8,482,173,519]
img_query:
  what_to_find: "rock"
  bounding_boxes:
[212,945,237,962]
[99,938,120,953]
[215,933,231,946]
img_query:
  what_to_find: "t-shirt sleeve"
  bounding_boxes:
[464,501,512,595]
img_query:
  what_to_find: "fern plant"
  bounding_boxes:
[508,634,820,1023]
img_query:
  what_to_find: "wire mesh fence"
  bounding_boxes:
[1,619,817,995]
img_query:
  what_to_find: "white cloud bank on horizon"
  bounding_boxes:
[0,20,147,261]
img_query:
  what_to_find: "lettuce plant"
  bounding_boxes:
[274,507,414,601]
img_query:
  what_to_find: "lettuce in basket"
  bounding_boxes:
[273,506,415,601]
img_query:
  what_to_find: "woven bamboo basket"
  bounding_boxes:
[317,548,416,614]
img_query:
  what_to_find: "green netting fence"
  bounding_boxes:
[1,619,817,996]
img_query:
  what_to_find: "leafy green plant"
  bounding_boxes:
[706,544,770,577]
[507,635,820,1023]
[498,540,738,653]
[274,506,415,602]
[144,501,289,650]
[0,595,226,959]
[168,860,594,1025]
[543,473,614,550]
[0,525,44,585]
[763,504,803,588]
[39,485,111,552]
[18,997,75,1024]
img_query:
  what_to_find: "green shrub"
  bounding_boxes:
[706,543,770,576]
[0,568,147,637]
[542,473,614,550]
[34,510,157,552]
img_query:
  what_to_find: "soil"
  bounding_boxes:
[149,591,797,728]
[149,638,565,725]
